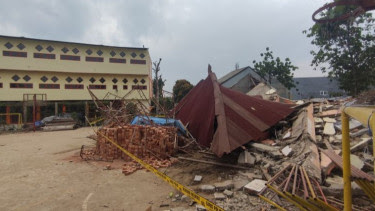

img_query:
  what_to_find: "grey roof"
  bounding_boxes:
[290,77,345,100]
[218,66,250,84]
[0,35,148,50]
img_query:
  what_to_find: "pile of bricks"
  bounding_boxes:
[96,125,177,162]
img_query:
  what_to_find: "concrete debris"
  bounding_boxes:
[281,145,292,157]
[350,138,372,153]
[335,119,363,131]
[199,185,215,193]
[214,192,226,200]
[223,189,234,197]
[323,117,336,123]
[233,178,250,191]
[323,122,336,135]
[214,180,234,191]
[314,117,323,123]
[194,175,202,183]
[239,172,263,181]
[244,179,267,195]
[350,154,365,170]
[350,128,369,138]
[249,143,282,159]
[282,131,291,139]
[237,151,255,166]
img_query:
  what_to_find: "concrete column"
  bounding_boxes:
[6,106,11,124]
[36,105,41,121]
[55,102,58,116]
[23,103,27,124]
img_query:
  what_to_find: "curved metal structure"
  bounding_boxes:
[312,0,375,23]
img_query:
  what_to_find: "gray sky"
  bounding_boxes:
[0,0,327,91]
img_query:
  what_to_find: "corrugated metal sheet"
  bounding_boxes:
[174,66,294,157]
[322,149,374,182]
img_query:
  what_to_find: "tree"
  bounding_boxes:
[304,9,375,95]
[152,58,162,114]
[173,79,193,103]
[252,47,297,89]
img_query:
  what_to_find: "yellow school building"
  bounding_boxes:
[0,35,152,124]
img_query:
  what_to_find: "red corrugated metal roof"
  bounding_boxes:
[174,66,294,157]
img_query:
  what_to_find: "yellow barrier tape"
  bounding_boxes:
[87,117,104,126]
[96,129,224,211]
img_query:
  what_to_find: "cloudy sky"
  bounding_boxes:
[0,0,327,91]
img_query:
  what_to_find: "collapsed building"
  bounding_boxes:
[82,65,375,210]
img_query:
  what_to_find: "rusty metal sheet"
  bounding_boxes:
[174,65,294,157]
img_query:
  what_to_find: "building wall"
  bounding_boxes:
[290,77,345,100]
[0,70,149,101]
[0,36,151,102]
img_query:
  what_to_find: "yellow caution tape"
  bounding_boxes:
[87,117,104,126]
[96,129,224,211]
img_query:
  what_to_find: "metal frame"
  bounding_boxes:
[341,106,375,210]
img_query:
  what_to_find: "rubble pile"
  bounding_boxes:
[96,125,177,161]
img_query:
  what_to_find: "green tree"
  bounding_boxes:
[252,47,297,89]
[173,79,193,103]
[304,9,375,95]
[152,76,165,97]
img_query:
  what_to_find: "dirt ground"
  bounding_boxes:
[0,127,182,211]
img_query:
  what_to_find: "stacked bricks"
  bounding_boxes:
[96,125,177,161]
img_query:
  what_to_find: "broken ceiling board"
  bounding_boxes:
[323,122,336,135]
[334,119,363,131]
[350,128,369,138]
[350,138,371,153]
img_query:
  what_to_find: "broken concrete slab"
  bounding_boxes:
[194,175,203,183]
[237,151,255,166]
[316,135,322,142]
[281,145,292,157]
[350,128,368,138]
[323,175,364,198]
[244,179,267,195]
[223,189,234,198]
[350,154,364,170]
[199,185,215,193]
[249,143,282,158]
[239,172,263,181]
[323,122,336,135]
[233,178,250,191]
[323,117,337,123]
[214,180,234,191]
[214,192,226,200]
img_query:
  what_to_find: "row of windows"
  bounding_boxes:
[1,51,146,64]
[2,83,147,90]
[10,74,147,85]
[3,42,146,58]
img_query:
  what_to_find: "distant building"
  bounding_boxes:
[218,66,290,98]
[290,77,345,100]
[0,35,151,124]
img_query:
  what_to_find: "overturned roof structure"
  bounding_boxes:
[174,65,295,157]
